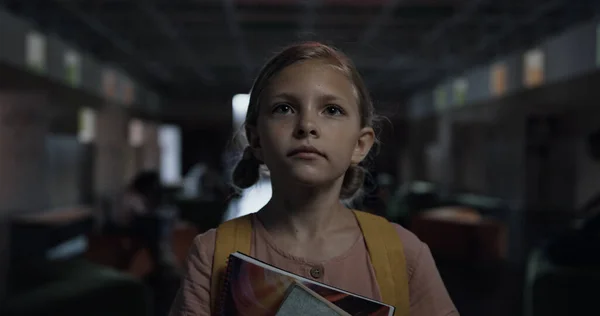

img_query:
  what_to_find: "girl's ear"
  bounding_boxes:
[246,125,263,162]
[351,127,375,164]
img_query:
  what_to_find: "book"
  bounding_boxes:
[276,280,351,316]
[219,251,395,316]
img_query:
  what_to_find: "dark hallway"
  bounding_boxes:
[1,1,600,315]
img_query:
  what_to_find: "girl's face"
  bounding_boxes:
[248,59,374,189]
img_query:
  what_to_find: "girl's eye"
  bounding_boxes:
[272,103,294,114]
[324,105,344,116]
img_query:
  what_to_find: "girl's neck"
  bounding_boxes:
[258,180,353,241]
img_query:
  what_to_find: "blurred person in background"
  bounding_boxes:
[118,170,178,271]
[544,127,600,267]
[120,170,182,316]
[182,161,229,201]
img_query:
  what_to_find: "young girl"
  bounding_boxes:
[169,42,458,316]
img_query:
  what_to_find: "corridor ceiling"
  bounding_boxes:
[2,0,599,102]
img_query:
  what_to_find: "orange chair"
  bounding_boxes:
[410,206,507,263]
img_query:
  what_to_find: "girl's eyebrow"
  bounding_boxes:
[270,92,348,104]
[270,92,300,103]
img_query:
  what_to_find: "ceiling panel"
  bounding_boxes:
[1,0,597,113]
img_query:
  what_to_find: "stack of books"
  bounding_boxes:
[218,252,395,316]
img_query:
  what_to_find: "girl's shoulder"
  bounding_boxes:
[194,228,218,250]
[388,222,429,279]
[188,228,218,271]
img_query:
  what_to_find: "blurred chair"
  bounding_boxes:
[524,209,600,316]
[451,193,507,220]
[410,206,508,263]
[2,207,149,316]
[4,259,149,316]
[387,181,444,225]
[524,247,600,316]
[85,220,198,277]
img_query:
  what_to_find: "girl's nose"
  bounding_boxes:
[293,112,320,139]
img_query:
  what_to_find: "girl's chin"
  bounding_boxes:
[267,163,346,189]
[284,170,341,189]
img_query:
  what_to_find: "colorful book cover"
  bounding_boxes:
[219,252,394,316]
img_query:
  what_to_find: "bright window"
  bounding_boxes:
[159,125,182,185]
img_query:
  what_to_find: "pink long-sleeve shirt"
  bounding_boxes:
[170,214,458,316]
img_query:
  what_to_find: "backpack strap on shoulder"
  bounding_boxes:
[209,212,409,315]
[354,210,410,316]
[210,214,253,313]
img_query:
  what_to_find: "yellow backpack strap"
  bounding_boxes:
[210,214,253,313]
[354,210,410,316]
